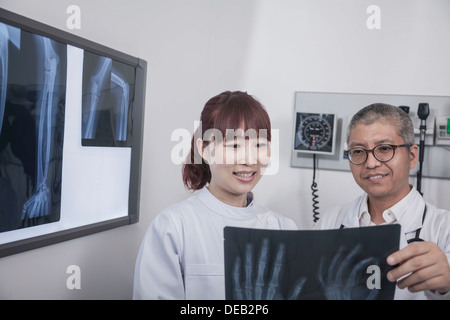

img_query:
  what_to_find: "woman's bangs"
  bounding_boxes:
[213,97,271,141]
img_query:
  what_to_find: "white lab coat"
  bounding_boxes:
[314,186,450,300]
[133,187,297,300]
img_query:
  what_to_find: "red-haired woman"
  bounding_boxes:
[133,91,296,299]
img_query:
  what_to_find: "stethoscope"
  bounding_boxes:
[406,205,427,244]
[339,205,427,244]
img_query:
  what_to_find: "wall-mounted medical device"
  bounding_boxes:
[291,92,450,180]
[294,112,337,155]
[435,116,450,146]
[292,112,337,223]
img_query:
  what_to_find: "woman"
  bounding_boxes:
[133,91,297,299]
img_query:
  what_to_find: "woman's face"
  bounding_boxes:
[198,129,270,207]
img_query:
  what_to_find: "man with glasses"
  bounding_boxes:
[315,103,450,299]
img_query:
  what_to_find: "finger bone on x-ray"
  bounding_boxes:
[233,238,306,300]
[318,244,379,300]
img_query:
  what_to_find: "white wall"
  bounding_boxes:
[0,0,449,299]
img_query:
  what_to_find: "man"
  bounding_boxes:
[315,103,450,299]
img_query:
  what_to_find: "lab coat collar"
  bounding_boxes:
[341,186,426,234]
[196,186,258,220]
[396,187,425,234]
[340,197,363,228]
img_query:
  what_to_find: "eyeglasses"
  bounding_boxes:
[344,144,412,165]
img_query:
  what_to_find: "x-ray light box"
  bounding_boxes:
[0,9,147,257]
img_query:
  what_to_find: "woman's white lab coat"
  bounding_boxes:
[133,187,297,300]
[315,186,450,300]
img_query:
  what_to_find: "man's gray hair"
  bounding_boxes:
[347,103,415,145]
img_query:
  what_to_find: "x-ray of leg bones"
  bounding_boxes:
[225,225,400,300]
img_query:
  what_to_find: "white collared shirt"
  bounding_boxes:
[315,186,450,300]
[358,186,416,227]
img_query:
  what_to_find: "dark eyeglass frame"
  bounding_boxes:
[344,143,412,165]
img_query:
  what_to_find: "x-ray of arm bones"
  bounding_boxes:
[22,37,59,219]
[83,56,112,140]
[0,22,20,135]
[111,68,129,142]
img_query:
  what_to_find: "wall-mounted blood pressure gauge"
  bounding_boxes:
[294,112,337,154]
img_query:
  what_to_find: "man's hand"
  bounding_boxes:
[386,242,450,294]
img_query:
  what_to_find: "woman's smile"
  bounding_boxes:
[233,170,257,183]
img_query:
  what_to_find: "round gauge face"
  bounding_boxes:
[298,115,332,150]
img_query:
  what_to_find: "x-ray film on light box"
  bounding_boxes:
[0,9,146,257]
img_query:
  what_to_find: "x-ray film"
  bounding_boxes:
[0,23,67,232]
[81,51,135,147]
[224,225,400,300]
[0,8,146,257]
[0,19,136,234]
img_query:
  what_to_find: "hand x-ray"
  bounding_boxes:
[224,225,400,300]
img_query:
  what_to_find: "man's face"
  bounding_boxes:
[347,121,418,205]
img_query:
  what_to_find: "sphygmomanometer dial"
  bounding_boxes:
[294,113,336,154]
[301,116,331,149]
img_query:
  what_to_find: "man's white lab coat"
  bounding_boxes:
[315,186,450,300]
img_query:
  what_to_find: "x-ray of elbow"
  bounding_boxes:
[0,22,20,135]
[224,225,400,300]
[82,56,112,140]
[81,51,135,147]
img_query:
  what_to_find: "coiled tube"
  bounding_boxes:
[311,154,320,223]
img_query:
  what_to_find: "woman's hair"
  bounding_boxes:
[182,91,271,190]
[347,103,415,145]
